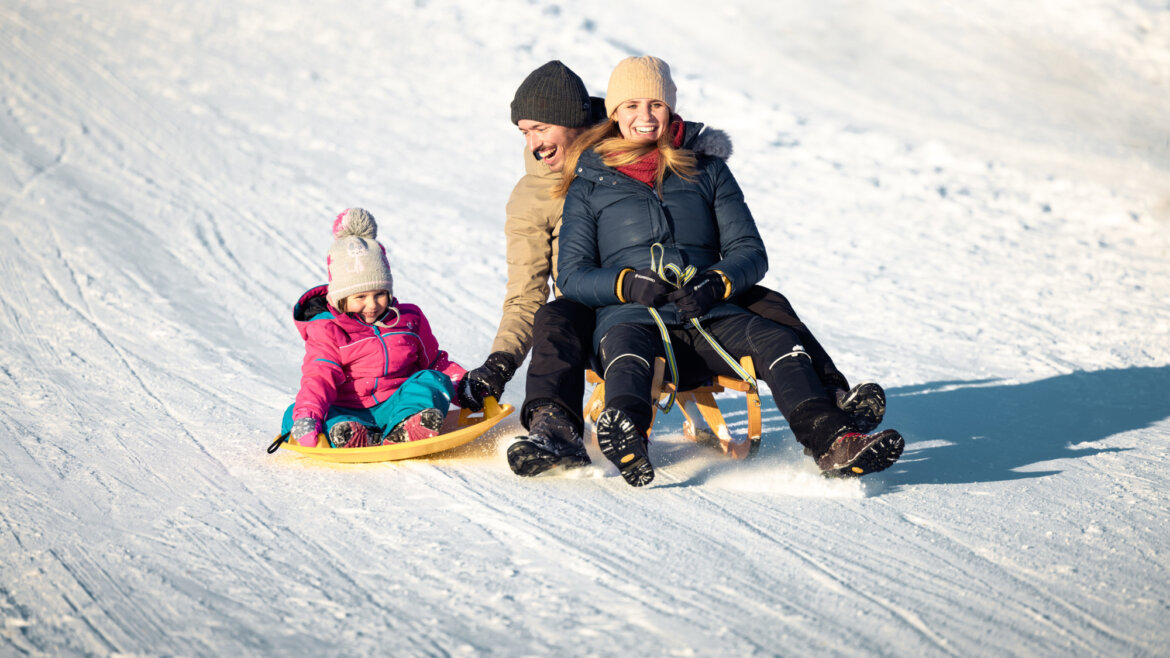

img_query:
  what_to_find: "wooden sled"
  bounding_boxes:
[584,357,762,459]
[271,398,513,463]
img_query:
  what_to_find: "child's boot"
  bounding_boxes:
[328,421,371,448]
[507,403,590,476]
[595,407,653,487]
[385,408,445,443]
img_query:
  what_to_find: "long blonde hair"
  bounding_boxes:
[554,115,698,198]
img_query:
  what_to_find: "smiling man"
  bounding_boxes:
[455,61,605,475]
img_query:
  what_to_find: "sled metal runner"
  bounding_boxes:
[273,398,513,463]
[584,357,761,459]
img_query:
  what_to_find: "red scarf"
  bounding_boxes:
[616,117,686,188]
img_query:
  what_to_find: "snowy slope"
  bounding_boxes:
[2,0,1169,655]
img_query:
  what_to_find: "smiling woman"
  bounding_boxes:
[553,57,698,197]
[553,55,904,486]
[613,99,671,143]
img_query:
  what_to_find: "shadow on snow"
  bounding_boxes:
[640,366,1170,489]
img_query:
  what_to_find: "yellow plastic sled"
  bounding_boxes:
[271,398,513,463]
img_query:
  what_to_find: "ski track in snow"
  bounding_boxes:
[2,0,1170,655]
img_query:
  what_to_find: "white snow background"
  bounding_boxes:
[3,0,1170,655]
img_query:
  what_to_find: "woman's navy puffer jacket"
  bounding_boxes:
[556,121,768,348]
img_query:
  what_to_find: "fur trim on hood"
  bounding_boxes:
[690,127,733,160]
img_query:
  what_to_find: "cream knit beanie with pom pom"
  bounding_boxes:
[326,207,393,307]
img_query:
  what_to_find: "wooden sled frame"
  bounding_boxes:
[584,356,762,459]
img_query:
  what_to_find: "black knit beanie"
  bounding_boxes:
[510,60,593,127]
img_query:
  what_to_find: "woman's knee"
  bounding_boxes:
[741,316,799,355]
[598,324,658,374]
[602,352,654,381]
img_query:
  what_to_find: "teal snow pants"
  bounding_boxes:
[281,369,455,437]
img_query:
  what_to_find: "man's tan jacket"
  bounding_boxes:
[488,149,565,363]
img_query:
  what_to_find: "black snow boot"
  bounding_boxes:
[815,429,904,477]
[595,407,654,487]
[790,398,904,478]
[835,382,886,433]
[507,404,590,477]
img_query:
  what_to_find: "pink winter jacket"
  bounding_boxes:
[291,285,466,422]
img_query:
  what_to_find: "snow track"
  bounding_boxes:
[2,0,1169,655]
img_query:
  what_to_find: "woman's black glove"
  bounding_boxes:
[621,268,672,307]
[668,271,725,321]
[457,351,517,411]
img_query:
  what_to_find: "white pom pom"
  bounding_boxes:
[332,208,378,239]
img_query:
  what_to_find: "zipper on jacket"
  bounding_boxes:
[372,326,391,377]
[365,325,392,406]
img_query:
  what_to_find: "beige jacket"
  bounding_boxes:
[488,148,565,362]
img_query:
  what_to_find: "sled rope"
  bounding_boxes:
[645,244,757,413]
[267,432,289,454]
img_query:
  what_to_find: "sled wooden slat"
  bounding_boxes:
[585,357,761,459]
[277,398,513,463]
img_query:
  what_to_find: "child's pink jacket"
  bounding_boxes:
[291,285,466,422]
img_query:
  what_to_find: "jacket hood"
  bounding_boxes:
[292,285,406,340]
[293,285,332,323]
[678,120,733,159]
[687,124,733,160]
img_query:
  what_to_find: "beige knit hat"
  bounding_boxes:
[326,208,393,307]
[604,55,677,118]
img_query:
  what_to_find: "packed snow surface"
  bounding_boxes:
[2,0,1169,655]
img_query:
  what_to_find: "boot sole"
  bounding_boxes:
[507,440,590,477]
[596,413,654,487]
[840,382,886,433]
[825,429,904,478]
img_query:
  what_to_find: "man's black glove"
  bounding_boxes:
[621,268,672,307]
[667,271,725,321]
[457,351,517,411]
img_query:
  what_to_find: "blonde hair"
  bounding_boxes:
[554,115,698,198]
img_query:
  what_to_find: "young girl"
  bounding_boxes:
[280,208,467,448]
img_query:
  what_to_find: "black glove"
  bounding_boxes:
[667,271,725,321]
[457,351,517,411]
[621,268,672,307]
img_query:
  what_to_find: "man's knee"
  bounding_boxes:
[535,298,595,331]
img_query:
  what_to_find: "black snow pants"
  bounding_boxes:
[597,314,835,451]
[520,297,596,435]
[736,285,849,392]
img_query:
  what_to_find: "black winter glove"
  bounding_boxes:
[621,268,672,307]
[668,271,726,321]
[457,351,517,411]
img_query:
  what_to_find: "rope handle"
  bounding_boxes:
[267,432,289,454]
[645,244,757,413]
